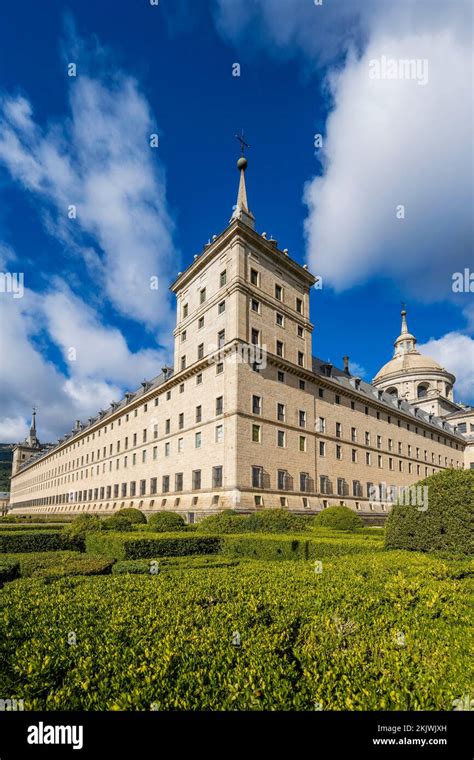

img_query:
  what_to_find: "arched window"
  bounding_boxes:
[417,383,429,399]
[386,387,398,397]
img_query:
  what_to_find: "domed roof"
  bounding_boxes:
[373,309,454,384]
[373,352,445,382]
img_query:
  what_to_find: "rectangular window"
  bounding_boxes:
[351,427,357,442]
[162,475,169,493]
[319,441,326,456]
[277,371,285,383]
[198,343,204,360]
[277,403,285,422]
[335,422,342,438]
[150,477,157,495]
[143,429,147,443]
[217,329,225,348]
[196,405,202,422]
[251,299,260,312]
[121,483,127,497]
[297,351,304,367]
[251,328,260,345]
[252,466,263,488]
[299,435,306,452]
[212,466,223,487]
[140,479,146,496]
[175,473,183,492]
[165,419,170,434]
[130,481,136,497]
[220,270,227,287]
[192,470,201,490]
[250,268,259,286]
[276,340,284,357]
[178,437,184,453]
[336,444,342,460]
[275,284,283,301]
[181,330,187,342]
[195,432,202,448]
[276,312,284,326]
[252,424,261,443]
[296,297,302,313]
[142,450,147,463]
[200,288,206,304]
[216,362,224,374]
[153,446,157,460]
[377,435,382,449]
[215,424,224,443]
[335,394,340,405]
[318,388,324,399]
[196,373,202,385]
[277,430,285,448]
[300,472,309,492]
[218,300,225,314]
[216,396,223,415]
[198,316,204,329]
[178,412,184,430]
[181,355,186,371]
[164,442,170,457]
[183,303,188,318]
[277,469,287,490]
[153,424,158,439]
[252,395,261,414]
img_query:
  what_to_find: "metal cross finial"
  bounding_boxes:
[235,129,250,155]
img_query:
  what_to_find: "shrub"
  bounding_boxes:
[221,535,309,560]
[314,506,364,532]
[147,512,186,532]
[196,510,248,534]
[1,550,471,710]
[114,508,147,524]
[112,556,238,574]
[85,532,221,560]
[385,469,474,554]
[67,514,103,538]
[0,558,20,584]
[102,515,135,532]
[0,531,84,554]
[244,509,312,534]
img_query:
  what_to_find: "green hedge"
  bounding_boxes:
[0,550,114,578]
[0,558,20,584]
[147,512,186,532]
[196,510,248,534]
[85,532,222,560]
[220,533,381,561]
[385,469,474,554]
[0,524,64,531]
[112,556,239,574]
[0,531,84,554]
[244,509,313,533]
[314,505,364,532]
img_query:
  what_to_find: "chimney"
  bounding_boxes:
[323,363,333,377]
[342,356,350,375]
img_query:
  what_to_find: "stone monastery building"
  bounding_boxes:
[9,156,471,521]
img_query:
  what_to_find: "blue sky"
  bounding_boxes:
[0,0,472,441]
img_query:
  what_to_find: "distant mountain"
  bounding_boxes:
[0,445,13,492]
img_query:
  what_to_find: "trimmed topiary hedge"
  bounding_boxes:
[0,558,20,584]
[314,505,364,532]
[0,531,84,554]
[147,512,186,532]
[112,556,239,574]
[85,532,222,560]
[243,509,313,533]
[114,508,147,524]
[385,469,474,554]
[196,510,248,534]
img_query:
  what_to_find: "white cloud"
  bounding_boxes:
[213,1,472,301]
[0,269,168,442]
[418,333,474,403]
[0,71,177,330]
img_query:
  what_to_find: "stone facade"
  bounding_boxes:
[9,161,467,521]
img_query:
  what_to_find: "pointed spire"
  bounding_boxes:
[230,134,255,229]
[393,307,418,357]
[25,407,40,448]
